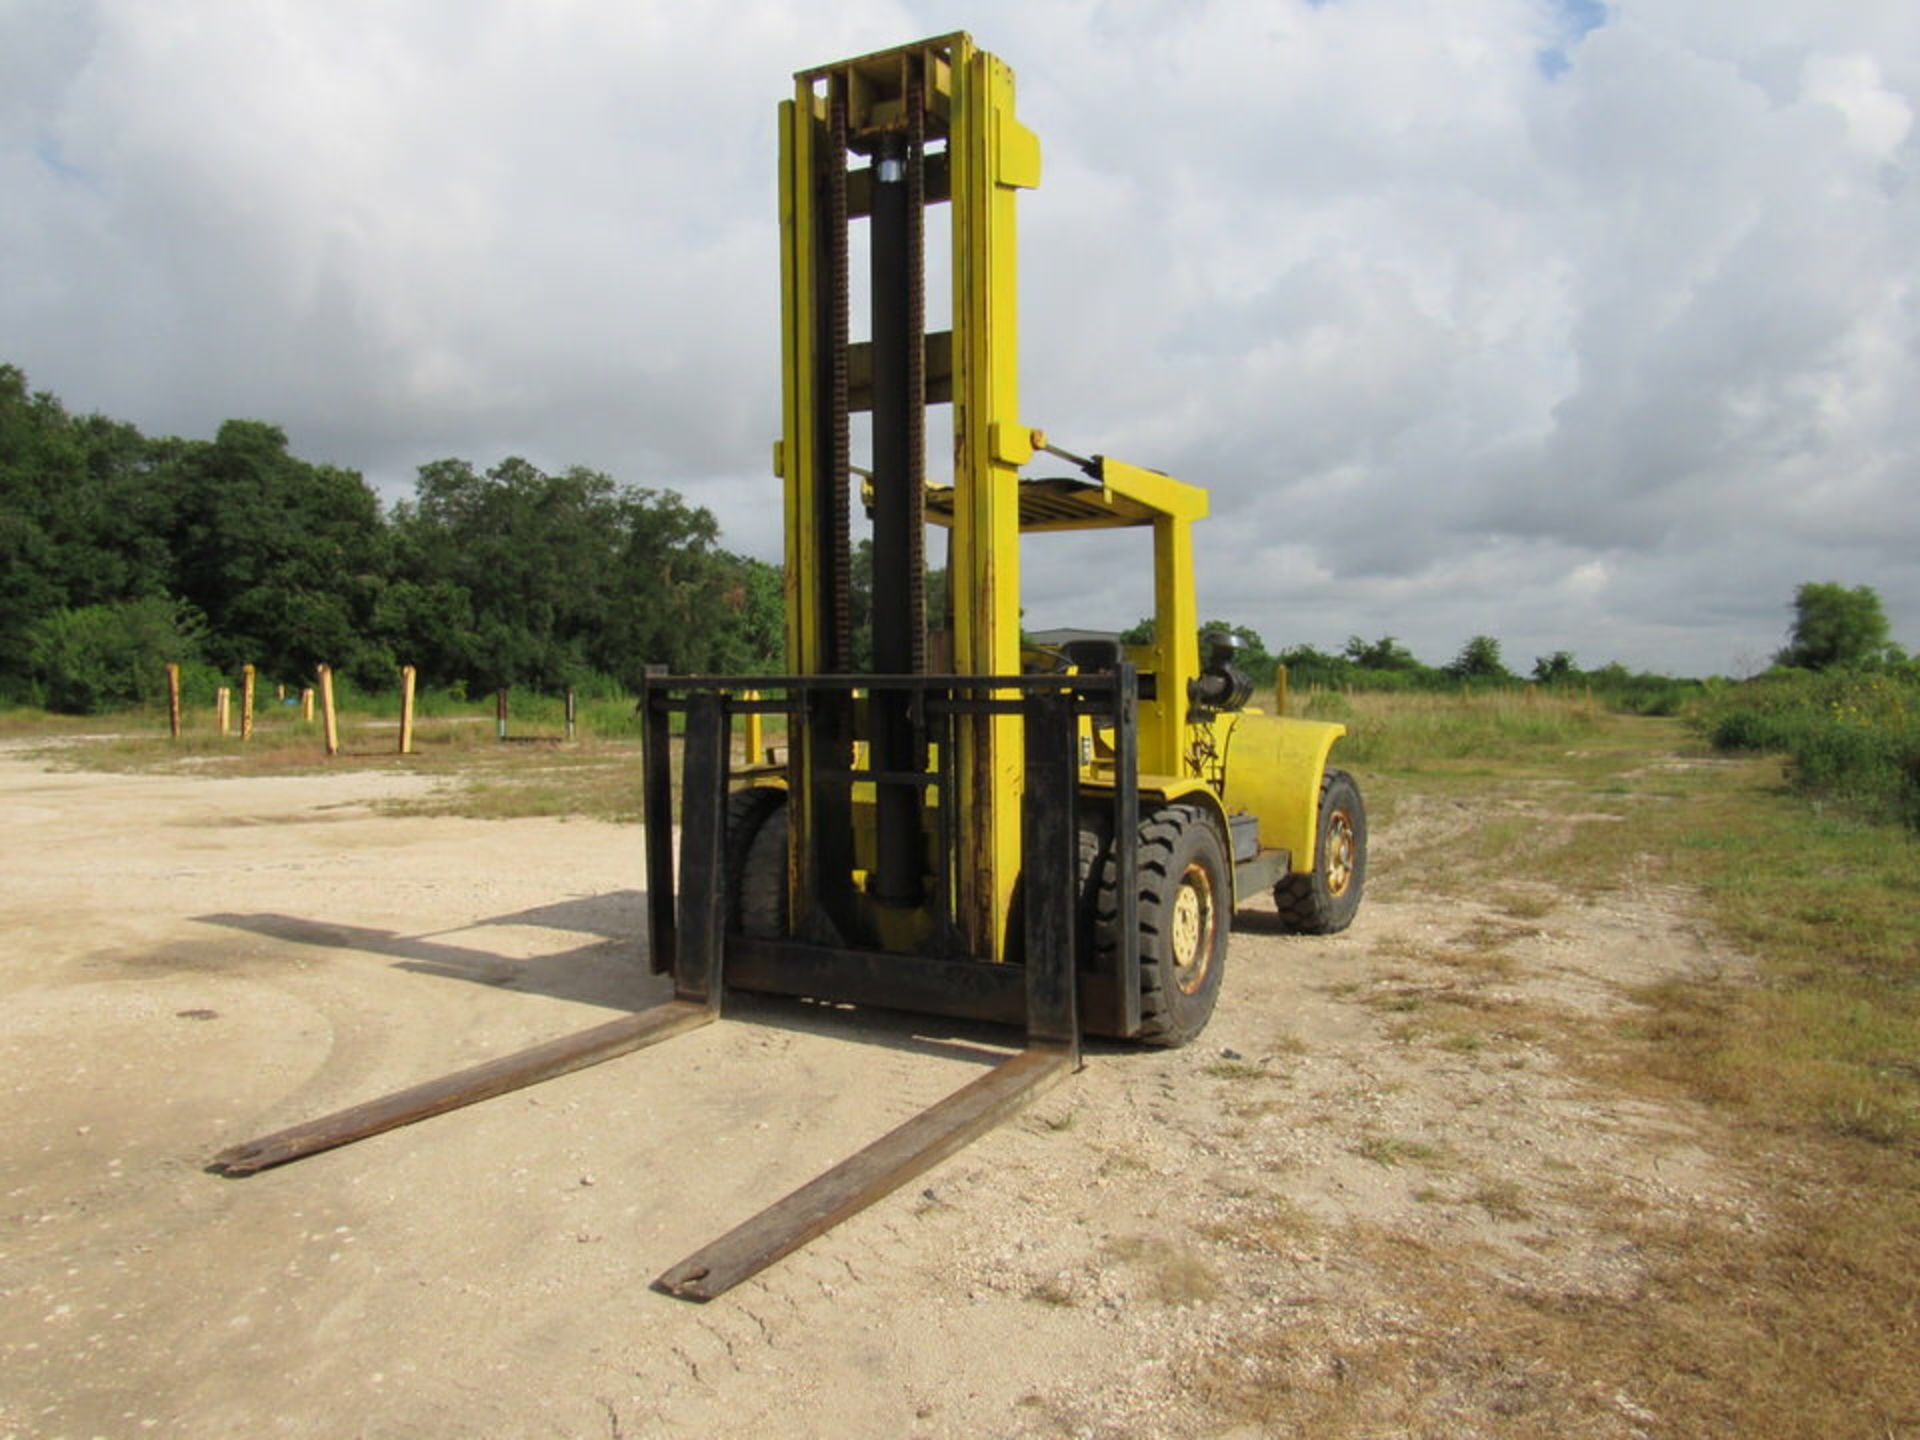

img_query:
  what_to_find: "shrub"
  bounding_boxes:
[27,597,209,714]
[1699,669,1920,828]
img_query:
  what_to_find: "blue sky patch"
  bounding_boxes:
[1537,0,1607,79]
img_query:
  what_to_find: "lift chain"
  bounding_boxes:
[825,82,853,673]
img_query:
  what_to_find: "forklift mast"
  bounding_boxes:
[779,33,1036,960]
[776,34,1226,964]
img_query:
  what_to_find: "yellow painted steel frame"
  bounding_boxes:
[951,41,1040,959]
[779,34,1040,960]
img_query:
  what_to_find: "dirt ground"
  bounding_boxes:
[0,742,1752,1439]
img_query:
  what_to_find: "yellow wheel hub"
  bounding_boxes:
[1170,862,1216,994]
[1325,809,1356,897]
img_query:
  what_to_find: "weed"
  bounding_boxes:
[1470,1178,1532,1221]
[1026,1274,1077,1307]
[1495,889,1558,920]
[1204,1059,1269,1081]
[1198,1196,1316,1254]
[1352,1135,1449,1169]
[1104,1235,1222,1306]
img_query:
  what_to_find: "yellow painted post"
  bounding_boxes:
[216,687,231,737]
[317,665,339,757]
[241,664,256,741]
[743,690,763,765]
[1274,664,1288,717]
[276,684,286,703]
[167,663,182,739]
[399,665,416,755]
[301,687,315,723]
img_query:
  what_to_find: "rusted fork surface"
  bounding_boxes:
[210,999,713,1176]
[653,1043,1072,1302]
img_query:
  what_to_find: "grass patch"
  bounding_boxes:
[1305,688,1606,770]
[1103,1235,1222,1306]
[1351,1135,1450,1169]
[1469,1177,1532,1221]
[1351,697,1920,1437]
[1199,1195,1317,1255]
[1195,1210,1918,1438]
[1204,1058,1272,1081]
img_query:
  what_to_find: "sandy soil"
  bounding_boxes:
[0,746,1750,1439]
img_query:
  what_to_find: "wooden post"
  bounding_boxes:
[216,687,231,737]
[301,687,315,723]
[318,665,339,757]
[742,690,762,764]
[1273,665,1288,718]
[241,664,256,741]
[276,683,286,703]
[496,688,508,741]
[399,665,417,755]
[167,664,182,739]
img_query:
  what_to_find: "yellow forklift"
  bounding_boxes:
[213,33,1365,1302]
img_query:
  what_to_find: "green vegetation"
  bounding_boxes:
[1700,663,1920,827]
[1777,580,1902,670]
[1297,686,1604,768]
[1,363,780,712]
[1114,615,1707,716]
[1283,689,1918,1437]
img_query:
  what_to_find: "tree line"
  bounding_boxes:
[1124,579,1906,718]
[1,364,781,712]
[5,363,1903,717]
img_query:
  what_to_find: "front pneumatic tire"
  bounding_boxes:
[1273,768,1366,934]
[1095,802,1230,1047]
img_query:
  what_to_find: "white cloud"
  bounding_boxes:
[4,0,1917,674]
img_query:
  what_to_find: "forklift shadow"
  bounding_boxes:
[716,988,1023,1066]
[1229,907,1307,939]
[196,903,656,1014]
[193,905,1019,1066]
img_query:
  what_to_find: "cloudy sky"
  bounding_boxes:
[6,1,1917,675]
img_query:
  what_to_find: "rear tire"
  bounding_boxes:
[1273,769,1365,934]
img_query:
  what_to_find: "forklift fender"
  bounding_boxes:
[1132,776,1232,851]
[1220,714,1347,875]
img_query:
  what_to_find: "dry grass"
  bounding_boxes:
[1102,1235,1223,1306]
[25,708,703,823]
[1351,1134,1451,1169]
[1198,1195,1316,1255]
[1317,703,1920,1438]
[1198,1202,1919,1440]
